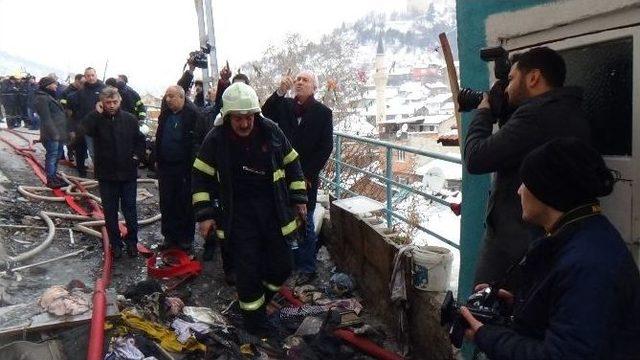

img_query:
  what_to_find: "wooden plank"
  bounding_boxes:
[438,32,463,154]
[0,288,119,336]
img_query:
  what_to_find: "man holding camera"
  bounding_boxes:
[460,138,640,359]
[464,47,590,291]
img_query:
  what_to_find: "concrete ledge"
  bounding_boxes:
[325,202,453,360]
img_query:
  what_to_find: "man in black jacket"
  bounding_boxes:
[192,82,307,336]
[155,85,205,251]
[34,77,68,188]
[262,70,333,285]
[69,67,106,177]
[59,74,85,162]
[461,138,640,360]
[84,87,145,259]
[116,75,147,120]
[464,47,590,291]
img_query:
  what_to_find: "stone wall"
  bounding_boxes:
[324,202,453,360]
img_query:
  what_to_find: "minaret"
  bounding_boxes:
[373,34,388,130]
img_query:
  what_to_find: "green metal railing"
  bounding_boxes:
[320,131,462,249]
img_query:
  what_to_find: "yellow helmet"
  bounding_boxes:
[220,82,260,119]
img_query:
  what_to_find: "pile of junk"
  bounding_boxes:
[0,251,404,360]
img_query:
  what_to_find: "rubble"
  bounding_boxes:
[0,129,404,359]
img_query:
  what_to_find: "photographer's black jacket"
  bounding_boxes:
[475,213,640,359]
[464,87,590,290]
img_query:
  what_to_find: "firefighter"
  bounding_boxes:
[192,82,307,335]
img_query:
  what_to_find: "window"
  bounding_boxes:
[397,151,406,161]
[559,37,633,156]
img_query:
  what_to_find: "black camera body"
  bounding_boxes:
[440,286,511,348]
[188,44,211,69]
[457,46,511,118]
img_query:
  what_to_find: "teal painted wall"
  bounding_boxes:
[456,0,557,300]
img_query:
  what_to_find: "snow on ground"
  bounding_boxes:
[393,187,462,294]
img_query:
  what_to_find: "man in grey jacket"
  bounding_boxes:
[34,77,68,188]
[464,47,590,291]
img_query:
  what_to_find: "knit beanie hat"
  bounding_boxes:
[38,76,56,90]
[519,138,615,211]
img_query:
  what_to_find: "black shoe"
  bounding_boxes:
[112,246,123,259]
[46,178,62,189]
[126,243,138,258]
[295,272,317,286]
[157,241,178,251]
[178,242,193,253]
[224,272,236,286]
[202,241,216,261]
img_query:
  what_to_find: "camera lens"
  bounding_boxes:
[457,88,484,112]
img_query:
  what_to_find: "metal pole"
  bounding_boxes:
[194,0,210,96]
[385,147,393,229]
[334,136,342,199]
[204,0,219,82]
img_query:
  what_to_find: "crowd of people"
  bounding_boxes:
[2,46,640,354]
[0,73,41,129]
[0,62,334,336]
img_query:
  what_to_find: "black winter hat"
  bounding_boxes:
[38,76,56,89]
[519,138,615,211]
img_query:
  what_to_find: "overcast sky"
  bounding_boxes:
[0,0,407,95]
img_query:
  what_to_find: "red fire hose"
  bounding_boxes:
[0,129,113,360]
[278,287,404,360]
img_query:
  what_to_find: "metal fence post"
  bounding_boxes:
[334,135,342,199]
[385,146,393,229]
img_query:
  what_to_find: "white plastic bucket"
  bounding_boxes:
[412,246,454,292]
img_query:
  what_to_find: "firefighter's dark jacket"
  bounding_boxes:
[83,109,145,181]
[155,100,206,168]
[192,115,307,241]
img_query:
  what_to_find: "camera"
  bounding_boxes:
[457,46,511,119]
[188,44,211,69]
[440,286,511,348]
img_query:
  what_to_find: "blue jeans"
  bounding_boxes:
[85,135,95,160]
[43,140,60,179]
[294,211,318,273]
[99,180,138,249]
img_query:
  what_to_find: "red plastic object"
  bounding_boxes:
[334,329,403,360]
[450,202,461,216]
[146,249,202,279]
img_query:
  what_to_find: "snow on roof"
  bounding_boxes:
[335,116,377,136]
[399,82,424,93]
[424,81,449,89]
[426,93,452,104]
[423,114,453,125]
[415,156,462,180]
[406,91,428,101]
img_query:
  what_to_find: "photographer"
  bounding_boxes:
[464,47,590,291]
[461,138,640,360]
